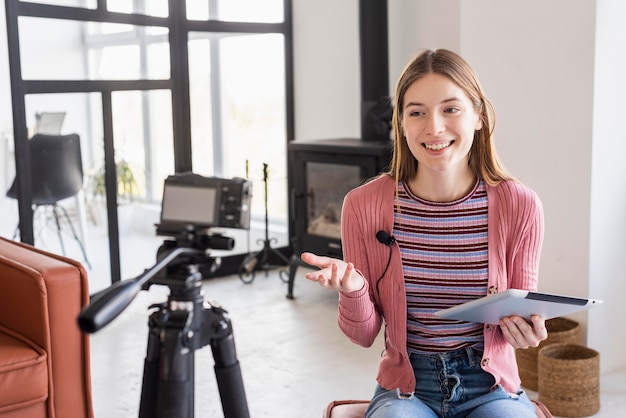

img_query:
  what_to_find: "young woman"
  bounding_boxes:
[302,49,547,417]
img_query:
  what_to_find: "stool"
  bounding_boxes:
[323,400,368,418]
[323,399,553,418]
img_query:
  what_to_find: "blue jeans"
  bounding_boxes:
[365,347,536,418]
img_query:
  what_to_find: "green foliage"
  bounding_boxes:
[92,160,141,202]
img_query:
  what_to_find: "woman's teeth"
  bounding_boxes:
[424,142,452,151]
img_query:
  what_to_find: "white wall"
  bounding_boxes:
[388,0,460,79]
[291,1,359,140]
[459,0,597,338]
[292,0,624,374]
[588,0,626,374]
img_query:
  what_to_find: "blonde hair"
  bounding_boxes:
[388,49,511,186]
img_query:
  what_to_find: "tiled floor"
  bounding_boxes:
[1,198,624,417]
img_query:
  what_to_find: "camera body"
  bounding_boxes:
[159,172,252,231]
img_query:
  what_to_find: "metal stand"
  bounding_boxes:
[238,163,289,284]
[78,233,250,418]
[139,258,249,418]
[13,204,92,269]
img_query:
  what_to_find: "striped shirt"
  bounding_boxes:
[394,180,488,354]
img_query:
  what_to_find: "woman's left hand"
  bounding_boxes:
[499,315,548,349]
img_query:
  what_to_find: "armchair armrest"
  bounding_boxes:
[0,237,93,418]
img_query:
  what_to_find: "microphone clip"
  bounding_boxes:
[376,230,396,247]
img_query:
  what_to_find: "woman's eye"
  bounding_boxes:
[444,107,460,114]
[409,110,424,117]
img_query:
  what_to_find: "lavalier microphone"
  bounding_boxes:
[376,230,396,246]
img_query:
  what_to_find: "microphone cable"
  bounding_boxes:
[375,230,396,309]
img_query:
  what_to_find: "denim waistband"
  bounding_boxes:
[413,344,484,365]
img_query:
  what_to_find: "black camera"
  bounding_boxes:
[158,172,252,231]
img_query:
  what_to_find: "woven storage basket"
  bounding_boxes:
[516,317,581,390]
[538,344,600,417]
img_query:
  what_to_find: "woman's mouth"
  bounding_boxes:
[423,141,454,151]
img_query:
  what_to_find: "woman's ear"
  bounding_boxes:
[475,115,483,131]
[400,113,407,135]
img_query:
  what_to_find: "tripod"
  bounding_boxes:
[238,163,289,284]
[78,233,250,418]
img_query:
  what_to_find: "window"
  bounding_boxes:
[6,0,293,288]
[188,32,287,222]
[82,2,290,236]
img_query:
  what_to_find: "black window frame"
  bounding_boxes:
[4,0,294,283]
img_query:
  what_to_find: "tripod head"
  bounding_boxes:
[77,225,234,334]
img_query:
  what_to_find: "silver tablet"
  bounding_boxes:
[434,289,603,324]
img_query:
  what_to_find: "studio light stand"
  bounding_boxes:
[238,163,289,284]
[78,228,250,418]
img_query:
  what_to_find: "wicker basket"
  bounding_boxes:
[538,344,600,417]
[516,317,581,390]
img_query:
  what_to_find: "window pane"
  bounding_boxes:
[188,38,215,174]
[86,22,134,35]
[146,42,171,89]
[85,21,166,36]
[217,0,284,22]
[108,90,174,280]
[189,33,287,237]
[110,90,174,203]
[107,0,168,17]
[19,18,88,80]
[24,0,96,8]
[89,45,141,79]
[186,0,209,21]
[19,18,170,81]
[24,93,104,186]
[87,35,170,80]
[106,0,133,14]
[187,0,284,23]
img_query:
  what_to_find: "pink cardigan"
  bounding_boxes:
[338,174,544,394]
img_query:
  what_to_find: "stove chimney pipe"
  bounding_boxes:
[359,0,391,142]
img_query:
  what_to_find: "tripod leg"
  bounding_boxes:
[286,254,299,299]
[211,330,250,418]
[157,314,195,417]
[139,312,161,418]
[139,308,195,418]
[238,253,257,284]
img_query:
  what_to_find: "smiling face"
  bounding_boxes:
[401,72,482,177]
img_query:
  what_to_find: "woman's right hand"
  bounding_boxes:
[301,252,365,293]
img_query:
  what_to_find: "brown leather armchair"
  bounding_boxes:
[0,237,93,418]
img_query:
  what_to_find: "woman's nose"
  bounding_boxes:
[425,113,445,135]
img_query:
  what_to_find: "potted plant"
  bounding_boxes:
[89,159,143,230]
[92,159,141,203]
